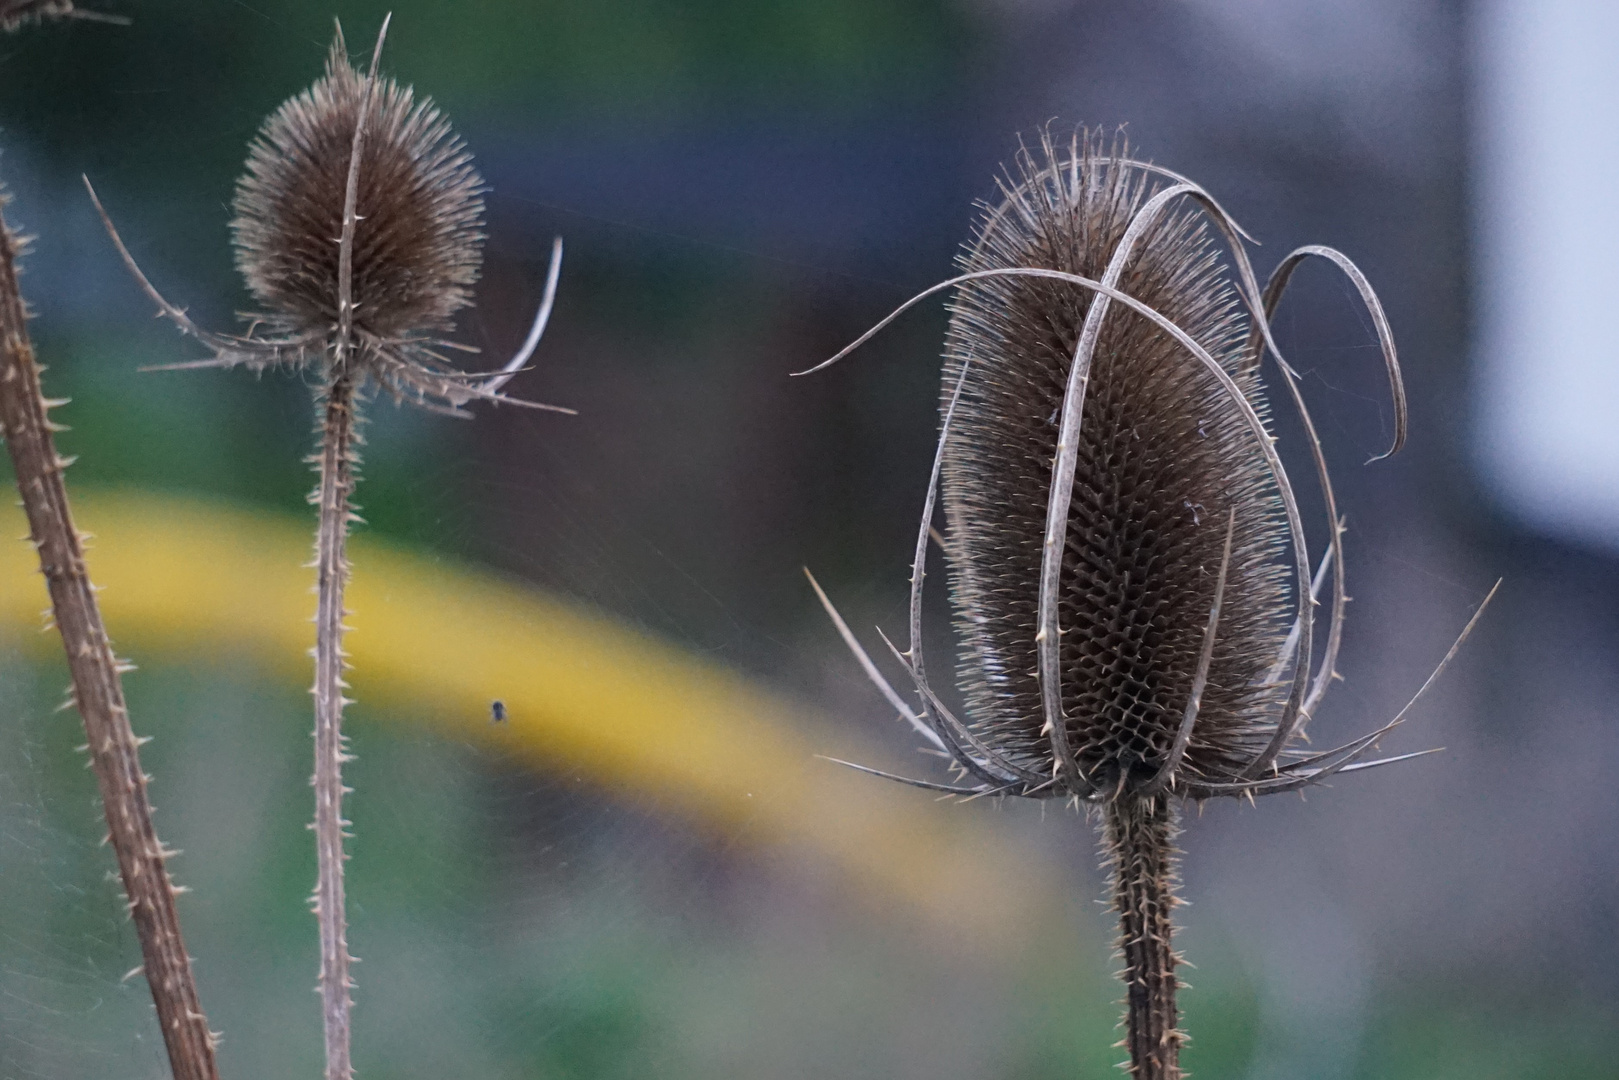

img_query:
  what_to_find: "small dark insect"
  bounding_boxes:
[490,700,506,723]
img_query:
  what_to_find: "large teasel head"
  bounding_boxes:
[940,132,1291,800]
[807,128,1492,806]
[806,127,1489,1080]
[806,128,1492,1080]
[87,20,567,416]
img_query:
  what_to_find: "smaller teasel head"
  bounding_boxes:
[231,27,484,343]
[806,127,1493,806]
[87,20,570,417]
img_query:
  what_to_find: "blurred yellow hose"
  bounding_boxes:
[0,489,1057,944]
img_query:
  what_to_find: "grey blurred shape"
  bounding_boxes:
[1473,0,1619,551]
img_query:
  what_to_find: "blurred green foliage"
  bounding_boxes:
[4,0,969,187]
[7,649,1612,1077]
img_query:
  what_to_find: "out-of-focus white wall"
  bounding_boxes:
[1473,0,1619,551]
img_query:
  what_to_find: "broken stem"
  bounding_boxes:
[1104,797,1183,1080]
[0,200,220,1079]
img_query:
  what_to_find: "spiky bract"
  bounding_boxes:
[940,133,1291,800]
[232,32,484,343]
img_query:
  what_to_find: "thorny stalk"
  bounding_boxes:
[312,373,360,1080]
[0,199,220,1077]
[312,20,388,1080]
[1104,799,1183,1080]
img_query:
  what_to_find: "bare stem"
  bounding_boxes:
[0,203,220,1078]
[1103,797,1183,1080]
[312,373,359,1080]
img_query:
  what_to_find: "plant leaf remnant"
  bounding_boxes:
[0,0,127,31]
[801,129,1496,1079]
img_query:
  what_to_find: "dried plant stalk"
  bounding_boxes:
[804,129,1496,1078]
[0,201,220,1078]
[1104,798,1182,1079]
[90,18,567,1080]
[311,372,360,1079]
[304,25,386,1072]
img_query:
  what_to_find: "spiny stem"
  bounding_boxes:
[0,204,220,1078]
[1104,797,1184,1080]
[312,20,387,1080]
[312,372,359,1080]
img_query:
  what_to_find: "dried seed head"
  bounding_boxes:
[940,132,1291,798]
[808,127,1461,808]
[807,120,1461,1080]
[231,28,484,341]
[88,22,570,418]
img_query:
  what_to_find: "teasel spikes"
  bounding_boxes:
[803,129,1496,1079]
[89,19,570,1080]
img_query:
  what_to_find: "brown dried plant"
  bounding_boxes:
[802,130,1496,1079]
[0,13,217,1080]
[0,0,127,30]
[88,18,569,1080]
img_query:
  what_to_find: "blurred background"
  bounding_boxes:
[0,0,1615,1077]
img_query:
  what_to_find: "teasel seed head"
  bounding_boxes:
[940,131,1291,799]
[806,126,1488,1080]
[86,22,571,417]
[231,28,484,342]
[805,126,1492,807]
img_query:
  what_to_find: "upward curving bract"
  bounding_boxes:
[941,132,1292,799]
